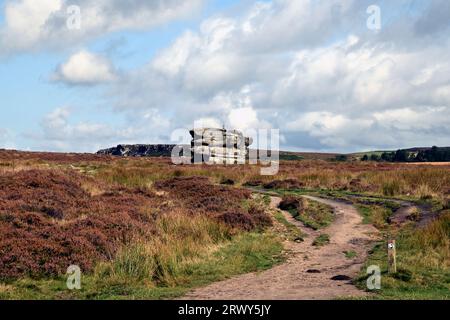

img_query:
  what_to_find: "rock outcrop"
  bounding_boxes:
[190,128,253,164]
[97,144,178,157]
[97,128,254,162]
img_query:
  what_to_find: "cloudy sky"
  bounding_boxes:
[0,0,449,153]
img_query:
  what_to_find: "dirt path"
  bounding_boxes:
[183,195,379,300]
[336,193,435,228]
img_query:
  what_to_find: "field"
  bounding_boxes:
[0,150,449,299]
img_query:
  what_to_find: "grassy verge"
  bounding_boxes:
[0,230,283,300]
[355,211,450,300]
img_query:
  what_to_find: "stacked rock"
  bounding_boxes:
[190,128,253,164]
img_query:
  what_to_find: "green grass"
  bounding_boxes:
[356,204,393,229]
[0,232,284,300]
[312,234,330,247]
[344,251,357,259]
[357,205,373,225]
[355,211,450,300]
[283,197,334,230]
[295,188,415,205]
[297,199,334,230]
[262,195,271,206]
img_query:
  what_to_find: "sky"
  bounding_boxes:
[0,0,449,153]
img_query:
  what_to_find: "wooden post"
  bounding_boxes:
[387,239,397,274]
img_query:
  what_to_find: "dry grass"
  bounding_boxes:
[358,211,450,299]
[406,211,450,270]
[85,157,450,201]
[99,211,233,287]
[2,150,449,200]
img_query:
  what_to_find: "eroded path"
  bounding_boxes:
[183,195,379,300]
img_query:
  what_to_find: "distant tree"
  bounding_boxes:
[425,146,450,162]
[361,154,369,161]
[394,149,408,162]
[370,154,381,162]
[414,150,426,162]
[430,146,443,161]
[444,149,450,162]
[381,152,395,162]
[380,147,450,163]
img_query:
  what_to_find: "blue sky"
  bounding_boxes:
[0,0,449,152]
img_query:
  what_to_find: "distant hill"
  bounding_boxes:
[279,151,340,161]
[96,144,340,160]
[95,144,450,162]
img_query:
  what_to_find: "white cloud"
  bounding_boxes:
[41,107,109,141]
[194,118,222,129]
[285,106,450,150]
[52,50,117,85]
[30,107,171,152]
[228,107,260,131]
[373,107,449,131]
[286,112,351,135]
[0,0,204,55]
[153,31,201,77]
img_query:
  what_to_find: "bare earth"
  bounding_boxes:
[183,195,380,300]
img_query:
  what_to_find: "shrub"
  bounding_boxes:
[278,196,304,212]
[217,212,255,231]
[220,178,235,185]
[263,179,304,190]
[248,206,273,229]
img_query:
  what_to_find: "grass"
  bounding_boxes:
[312,234,330,247]
[281,196,334,230]
[356,204,393,229]
[322,192,402,230]
[3,152,449,200]
[0,231,284,300]
[356,211,450,300]
[344,251,357,259]
[296,199,334,230]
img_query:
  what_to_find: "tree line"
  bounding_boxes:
[361,146,450,162]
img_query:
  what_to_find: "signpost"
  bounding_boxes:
[388,240,397,274]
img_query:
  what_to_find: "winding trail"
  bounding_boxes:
[183,195,380,300]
